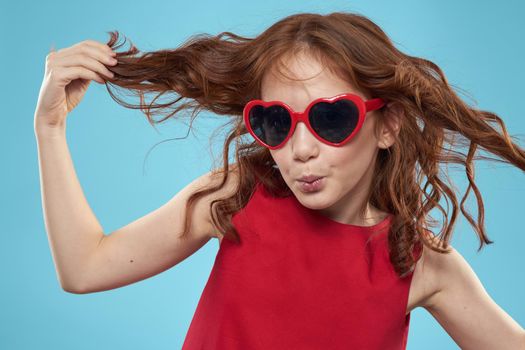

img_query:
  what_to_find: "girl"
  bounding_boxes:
[34,11,525,350]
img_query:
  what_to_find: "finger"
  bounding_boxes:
[55,52,116,79]
[60,66,106,84]
[82,39,116,56]
[62,43,117,67]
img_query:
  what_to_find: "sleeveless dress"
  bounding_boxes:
[182,181,418,350]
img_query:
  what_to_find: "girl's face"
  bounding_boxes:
[260,51,400,225]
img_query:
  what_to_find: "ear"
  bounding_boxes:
[377,102,403,149]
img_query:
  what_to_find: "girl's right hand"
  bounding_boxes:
[34,39,118,130]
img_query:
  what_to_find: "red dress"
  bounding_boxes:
[182,181,418,349]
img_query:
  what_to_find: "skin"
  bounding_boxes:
[258,50,525,349]
[261,51,399,227]
[41,40,523,348]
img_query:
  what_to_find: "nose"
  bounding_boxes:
[289,121,320,162]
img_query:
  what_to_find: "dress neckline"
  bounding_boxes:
[292,196,393,231]
[256,182,392,232]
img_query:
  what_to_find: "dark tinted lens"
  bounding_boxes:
[248,104,291,147]
[309,99,359,143]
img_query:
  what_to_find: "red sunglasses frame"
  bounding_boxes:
[243,92,386,150]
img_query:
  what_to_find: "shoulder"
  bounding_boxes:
[193,163,240,241]
[413,237,473,310]
[412,239,525,349]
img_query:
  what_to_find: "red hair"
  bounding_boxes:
[101,11,525,278]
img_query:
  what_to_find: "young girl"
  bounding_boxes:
[34,11,525,350]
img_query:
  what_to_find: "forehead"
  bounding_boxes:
[260,51,365,106]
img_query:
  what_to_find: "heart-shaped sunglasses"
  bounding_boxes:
[243,93,386,149]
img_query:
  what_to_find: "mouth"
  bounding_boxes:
[296,176,325,192]
[297,175,324,183]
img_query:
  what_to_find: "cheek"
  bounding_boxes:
[330,133,378,179]
[269,150,282,166]
[269,151,287,173]
[269,151,298,187]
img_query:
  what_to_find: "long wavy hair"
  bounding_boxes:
[101,11,525,278]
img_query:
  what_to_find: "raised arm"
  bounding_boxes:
[36,122,237,293]
[35,127,107,291]
[33,39,237,294]
[38,116,236,294]
[74,168,236,294]
[34,39,118,291]
[37,113,237,294]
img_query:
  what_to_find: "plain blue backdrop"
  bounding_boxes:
[1,0,524,349]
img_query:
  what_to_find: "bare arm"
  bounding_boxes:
[75,168,237,294]
[33,39,119,291]
[35,127,105,291]
[36,124,237,294]
[421,244,525,350]
[33,39,235,294]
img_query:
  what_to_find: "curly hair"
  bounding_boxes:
[101,11,525,278]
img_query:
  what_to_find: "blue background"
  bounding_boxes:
[1,0,524,349]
